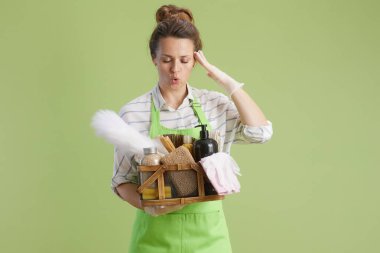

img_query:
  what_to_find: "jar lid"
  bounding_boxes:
[143,147,157,155]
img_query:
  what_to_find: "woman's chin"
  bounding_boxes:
[170,83,181,89]
[169,81,185,89]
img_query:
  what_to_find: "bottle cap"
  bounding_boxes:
[143,147,157,155]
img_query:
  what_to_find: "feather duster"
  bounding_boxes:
[91,109,167,157]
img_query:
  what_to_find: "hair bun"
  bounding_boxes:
[156,4,194,24]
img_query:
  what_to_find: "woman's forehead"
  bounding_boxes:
[158,37,194,56]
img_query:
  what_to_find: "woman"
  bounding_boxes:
[111,4,273,253]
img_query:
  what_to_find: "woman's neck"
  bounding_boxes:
[158,83,188,109]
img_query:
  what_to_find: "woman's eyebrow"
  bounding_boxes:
[162,54,191,57]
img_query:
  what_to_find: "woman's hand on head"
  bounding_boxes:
[194,50,244,96]
[194,50,224,82]
[193,50,213,70]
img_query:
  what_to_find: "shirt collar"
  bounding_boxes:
[152,82,194,111]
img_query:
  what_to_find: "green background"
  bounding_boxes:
[1,0,379,252]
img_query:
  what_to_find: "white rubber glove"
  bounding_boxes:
[194,50,244,97]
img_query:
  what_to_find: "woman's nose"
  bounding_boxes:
[171,61,181,72]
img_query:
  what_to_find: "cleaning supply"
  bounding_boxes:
[160,146,198,197]
[182,135,194,157]
[142,186,172,200]
[199,152,241,195]
[140,147,162,199]
[159,135,176,153]
[90,109,168,157]
[209,129,223,152]
[193,124,218,162]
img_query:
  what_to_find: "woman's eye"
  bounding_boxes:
[162,59,190,63]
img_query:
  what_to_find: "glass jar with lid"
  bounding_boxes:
[139,147,171,200]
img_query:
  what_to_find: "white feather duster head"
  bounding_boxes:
[91,109,156,157]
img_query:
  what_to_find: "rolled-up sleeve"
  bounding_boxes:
[110,107,140,199]
[235,120,273,143]
[225,97,273,144]
[110,147,139,199]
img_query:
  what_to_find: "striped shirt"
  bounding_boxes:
[111,83,273,198]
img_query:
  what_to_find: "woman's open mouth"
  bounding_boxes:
[171,78,180,84]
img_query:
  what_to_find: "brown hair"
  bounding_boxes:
[149,4,203,59]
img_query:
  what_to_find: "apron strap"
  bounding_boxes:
[191,97,212,132]
[149,92,212,138]
[149,95,161,138]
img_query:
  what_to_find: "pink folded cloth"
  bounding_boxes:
[199,152,241,195]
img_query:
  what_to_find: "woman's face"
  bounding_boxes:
[152,36,195,91]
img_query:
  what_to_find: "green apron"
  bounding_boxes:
[128,95,232,253]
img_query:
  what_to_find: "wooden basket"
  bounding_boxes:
[137,162,224,207]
